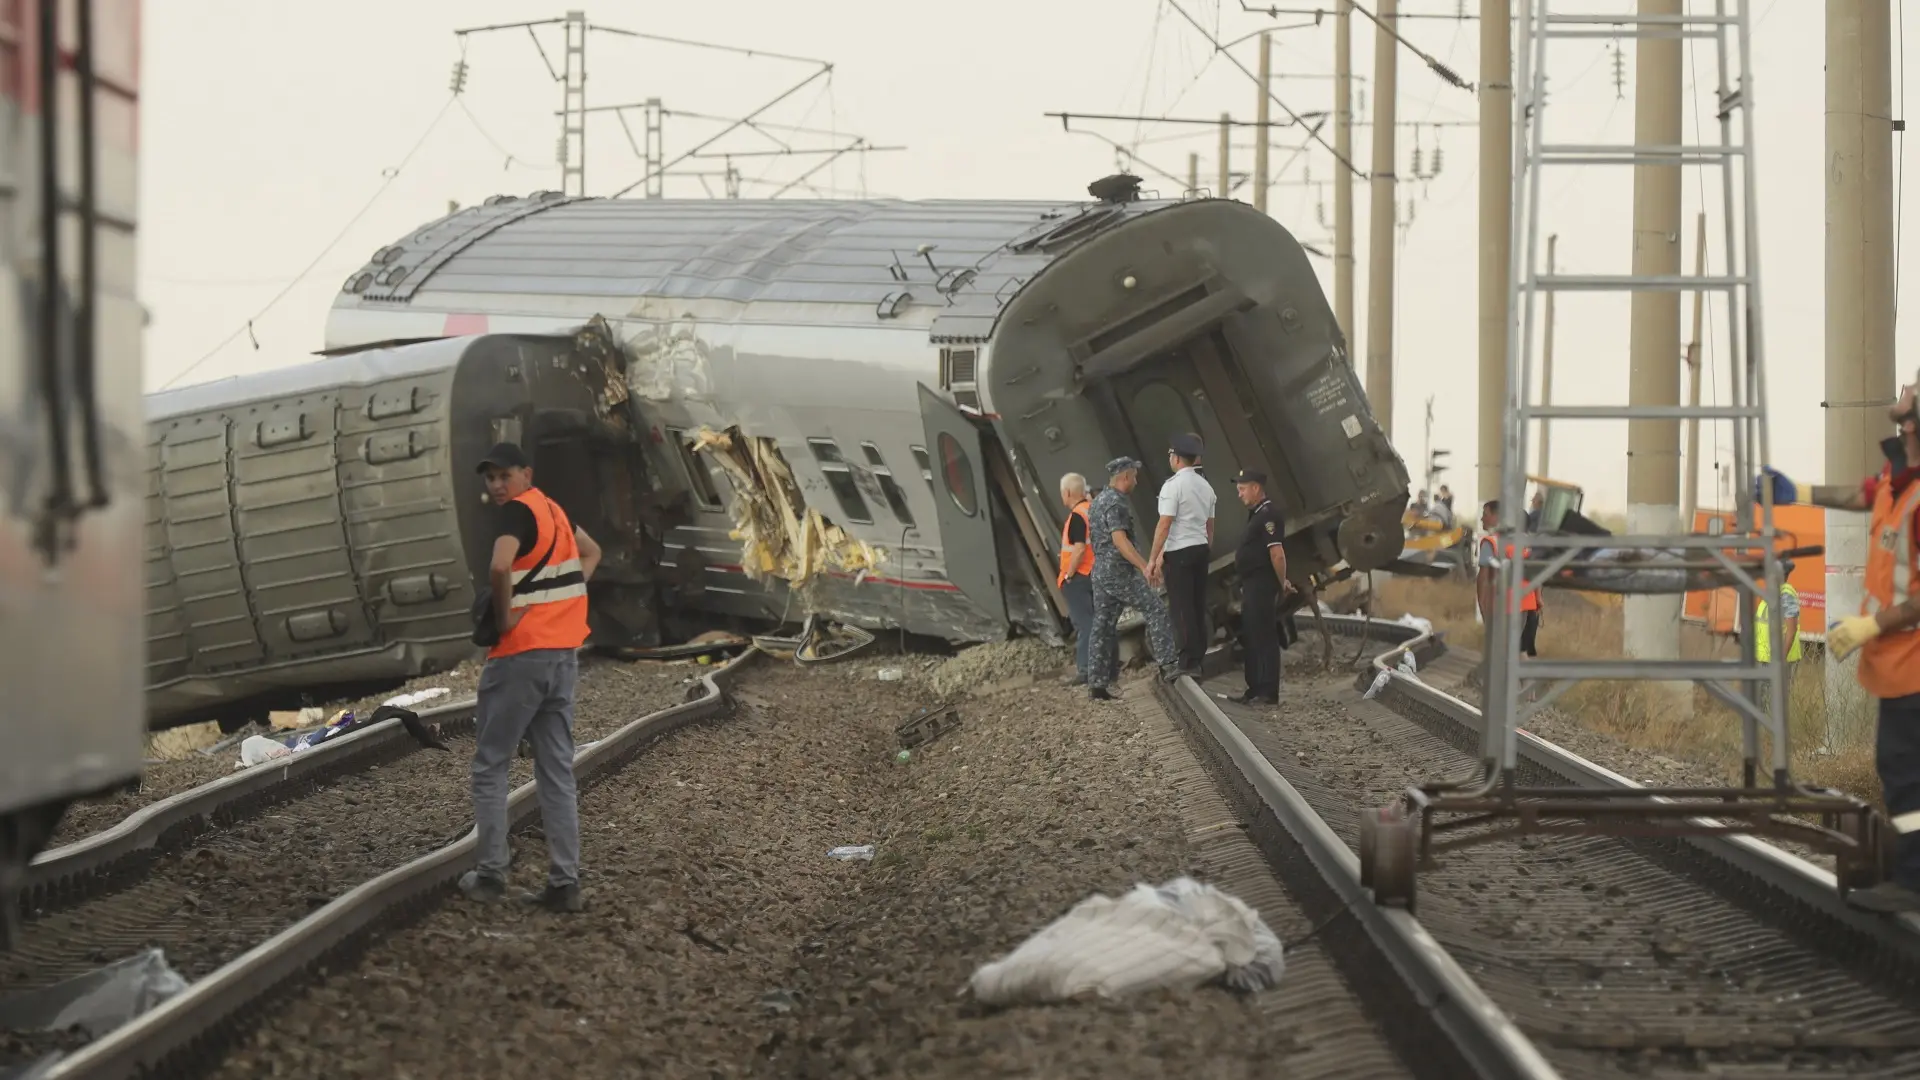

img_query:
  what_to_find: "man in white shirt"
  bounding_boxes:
[1148,432,1217,678]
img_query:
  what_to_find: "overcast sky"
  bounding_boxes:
[135,0,1916,513]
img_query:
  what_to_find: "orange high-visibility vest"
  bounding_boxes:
[491,487,591,659]
[1481,536,1542,613]
[1057,500,1095,586]
[1859,467,1920,699]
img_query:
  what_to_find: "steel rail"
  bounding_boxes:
[40,647,761,1080]
[1332,613,1920,977]
[1157,661,1558,1080]
[25,694,484,918]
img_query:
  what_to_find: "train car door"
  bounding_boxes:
[918,384,1006,627]
[1103,336,1257,552]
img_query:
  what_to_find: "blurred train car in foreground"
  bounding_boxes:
[0,0,146,943]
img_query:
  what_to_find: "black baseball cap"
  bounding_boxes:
[475,442,531,473]
[1233,469,1266,484]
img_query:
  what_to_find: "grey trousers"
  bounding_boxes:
[1062,574,1094,681]
[472,648,581,888]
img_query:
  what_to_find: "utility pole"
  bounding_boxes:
[1219,113,1232,196]
[1539,234,1557,479]
[1188,152,1199,193]
[1624,0,1685,707]
[1365,0,1399,438]
[1334,0,1356,344]
[1255,32,1272,213]
[1681,211,1706,527]
[1477,0,1511,512]
[1825,0,1896,725]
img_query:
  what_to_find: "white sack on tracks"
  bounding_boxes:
[968,877,1285,1006]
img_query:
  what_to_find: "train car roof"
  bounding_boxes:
[144,334,476,422]
[331,191,1189,319]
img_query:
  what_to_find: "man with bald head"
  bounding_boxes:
[1085,456,1178,701]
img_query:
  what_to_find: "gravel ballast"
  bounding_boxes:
[214,655,1341,1079]
[1,660,692,1065]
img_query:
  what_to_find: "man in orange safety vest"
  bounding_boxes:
[1476,499,1542,658]
[1057,471,1096,685]
[1768,376,1920,914]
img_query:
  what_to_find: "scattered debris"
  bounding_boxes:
[897,704,961,750]
[1363,669,1393,699]
[269,707,325,732]
[920,638,1070,700]
[759,989,799,1015]
[1397,651,1419,676]
[967,877,1285,1006]
[894,749,911,765]
[827,845,876,862]
[0,948,188,1038]
[876,667,903,682]
[689,426,888,589]
[146,720,222,763]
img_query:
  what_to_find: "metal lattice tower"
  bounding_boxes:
[560,10,588,196]
[1491,0,1788,780]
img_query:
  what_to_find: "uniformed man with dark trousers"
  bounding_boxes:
[1232,470,1293,705]
[1087,456,1180,701]
[1147,433,1217,678]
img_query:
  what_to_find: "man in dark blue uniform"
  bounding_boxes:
[1233,470,1293,705]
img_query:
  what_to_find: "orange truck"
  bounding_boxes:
[1682,505,1827,645]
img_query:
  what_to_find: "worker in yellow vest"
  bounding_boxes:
[1751,570,1800,719]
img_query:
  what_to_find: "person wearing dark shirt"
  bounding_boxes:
[1056,472,1096,685]
[1232,470,1293,705]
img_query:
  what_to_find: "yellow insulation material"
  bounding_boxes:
[689,426,887,590]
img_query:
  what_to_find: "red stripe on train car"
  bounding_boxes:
[443,313,489,336]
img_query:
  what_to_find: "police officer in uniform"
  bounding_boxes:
[1232,470,1293,705]
[1087,456,1179,701]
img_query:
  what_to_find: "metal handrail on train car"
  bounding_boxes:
[1349,617,1920,970]
[42,647,761,1080]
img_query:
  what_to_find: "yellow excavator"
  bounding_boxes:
[1398,474,1591,578]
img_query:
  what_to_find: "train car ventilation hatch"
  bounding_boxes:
[1074,281,1253,384]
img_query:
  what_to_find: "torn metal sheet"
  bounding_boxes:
[688,426,888,591]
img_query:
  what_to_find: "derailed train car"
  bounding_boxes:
[145,180,1411,726]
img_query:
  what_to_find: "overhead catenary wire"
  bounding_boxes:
[156,94,459,392]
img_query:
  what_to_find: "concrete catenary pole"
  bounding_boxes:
[1366,0,1399,438]
[1539,234,1558,479]
[1255,32,1272,213]
[1334,0,1356,344]
[1189,152,1199,194]
[1624,0,1686,710]
[1219,113,1232,197]
[1825,0,1896,730]
[1479,0,1512,511]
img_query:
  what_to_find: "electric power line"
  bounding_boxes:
[156,95,459,391]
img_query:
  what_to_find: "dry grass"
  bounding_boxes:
[1353,575,1883,807]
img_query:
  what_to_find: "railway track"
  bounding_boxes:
[17,613,1919,1078]
[8,656,718,1078]
[1251,615,1920,1076]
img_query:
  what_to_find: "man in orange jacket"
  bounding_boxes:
[459,443,603,914]
[1057,472,1096,686]
[1768,377,1920,913]
[1475,500,1542,657]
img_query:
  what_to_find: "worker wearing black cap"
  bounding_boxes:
[1233,469,1293,705]
[460,441,602,914]
[1148,432,1217,678]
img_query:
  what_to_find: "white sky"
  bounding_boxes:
[135,0,1917,514]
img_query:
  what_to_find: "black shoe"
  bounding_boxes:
[520,882,585,913]
[458,870,507,902]
[1846,881,1920,914]
[1089,687,1116,701]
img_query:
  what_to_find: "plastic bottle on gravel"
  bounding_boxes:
[827,845,876,861]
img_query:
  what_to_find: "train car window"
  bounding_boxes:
[806,438,874,524]
[936,433,977,517]
[860,442,916,527]
[666,428,723,511]
[910,445,934,495]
